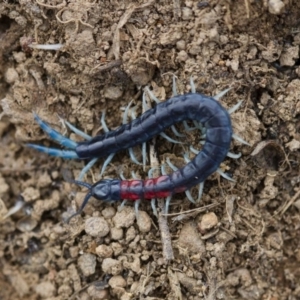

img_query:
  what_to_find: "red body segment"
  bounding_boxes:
[120,176,173,200]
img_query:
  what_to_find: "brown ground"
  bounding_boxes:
[1,0,300,299]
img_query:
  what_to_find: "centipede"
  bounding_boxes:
[28,79,248,220]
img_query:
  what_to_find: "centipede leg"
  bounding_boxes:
[151,199,158,217]
[78,158,98,180]
[232,133,250,146]
[165,195,172,215]
[172,75,178,96]
[226,151,242,159]
[99,153,115,177]
[63,119,92,140]
[118,200,127,211]
[183,153,204,203]
[217,169,235,182]
[213,88,232,101]
[190,77,196,93]
[134,200,141,218]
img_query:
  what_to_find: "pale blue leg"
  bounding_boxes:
[101,110,110,133]
[183,121,197,131]
[165,195,172,214]
[217,169,235,182]
[134,199,141,218]
[171,125,185,137]
[151,199,158,217]
[122,99,134,124]
[185,189,196,204]
[33,113,78,149]
[118,200,127,211]
[232,133,250,146]
[142,142,147,170]
[190,146,199,155]
[166,157,177,171]
[64,120,92,140]
[228,100,243,114]
[26,144,79,158]
[227,151,242,159]
[145,86,160,103]
[128,148,142,165]
[159,132,182,144]
[213,88,231,101]
[78,158,98,180]
[197,181,204,203]
[172,75,178,96]
[99,153,115,177]
[190,77,196,93]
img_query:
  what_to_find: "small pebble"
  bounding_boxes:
[108,275,126,289]
[102,258,123,275]
[85,217,110,237]
[136,211,151,233]
[112,207,135,228]
[198,212,218,233]
[78,253,97,276]
[96,245,113,258]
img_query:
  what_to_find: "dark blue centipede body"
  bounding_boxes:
[28,93,233,210]
[75,93,232,201]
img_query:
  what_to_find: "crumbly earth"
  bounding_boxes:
[0,0,300,299]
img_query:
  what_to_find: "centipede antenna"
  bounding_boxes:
[33,113,78,149]
[118,200,127,211]
[64,120,92,140]
[213,88,231,101]
[26,144,79,159]
[197,181,204,203]
[160,132,182,144]
[66,191,93,223]
[145,86,160,103]
[190,77,196,93]
[226,151,242,159]
[134,199,141,218]
[122,99,134,124]
[171,125,185,137]
[166,157,178,171]
[185,190,196,204]
[232,133,250,146]
[165,195,172,215]
[69,179,92,189]
[151,199,158,217]
[217,169,235,182]
[129,148,142,165]
[99,153,115,177]
[78,157,98,180]
[101,110,109,133]
[172,75,178,96]
[228,100,243,114]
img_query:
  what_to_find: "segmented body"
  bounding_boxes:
[79,93,232,201]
